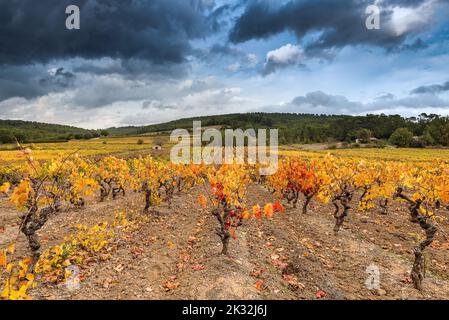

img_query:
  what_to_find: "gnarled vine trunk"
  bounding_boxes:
[142,181,152,212]
[112,185,125,199]
[212,208,230,255]
[394,187,437,290]
[411,216,437,290]
[21,203,59,265]
[99,179,111,202]
[302,194,313,214]
[212,206,242,255]
[332,190,352,233]
[379,198,388,215]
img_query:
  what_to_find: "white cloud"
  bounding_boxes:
[387,0,438,36]
[227,63,241,72]
[0,71,257,128]
[263,44,304,75]
[246,53,259,67]
[265,90,449,116]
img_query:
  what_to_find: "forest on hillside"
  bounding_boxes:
[0,120,100,144]
[2,113,449,147]
[107,113,449,147]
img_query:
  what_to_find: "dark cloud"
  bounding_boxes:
[0,0,220,102]
[277,89,449,115]
[200,43,250,61]
[196,43,259,72]
[375,93,395,101]
[0,0,215,66]
[39,68,76,88]
[142,100,177,110]
[229,0,436,53]
[207,4,233,32]
[0,65,77,101]
[391,38,429,52]
[0,65,46,101]
[72,58,188,79]
[411,81,449,95]
[386,0,429,7]
[290,91,363,113]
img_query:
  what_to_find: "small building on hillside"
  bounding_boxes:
[356,137,379,144]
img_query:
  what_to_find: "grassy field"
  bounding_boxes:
[0,135,173,163]
[2,136,449,164]
[278,145,449,162]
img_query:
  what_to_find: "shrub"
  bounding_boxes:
[355,128,373,143]
[368,140,387,149]
[389,128,413,147]
[410,138,426,148]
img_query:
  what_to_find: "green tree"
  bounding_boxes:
[420,130,436,146]
[356,128,373,143]
[389,128,414,147]
[0,129,14,143]
[100,130,110,137]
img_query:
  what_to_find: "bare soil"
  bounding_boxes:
[1,184,448,300]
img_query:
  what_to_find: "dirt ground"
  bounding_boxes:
[1,183,448,300]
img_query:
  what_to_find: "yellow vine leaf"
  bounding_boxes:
[0,251,6,267]
[264,203,274,218]
[10,179,31,209]
[0,182,10,194]
[7,243,15,254]
[198,194,207,209]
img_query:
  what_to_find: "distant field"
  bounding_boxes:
[277,146,449,162]
[2,136,449,164]
[0,136,172,163]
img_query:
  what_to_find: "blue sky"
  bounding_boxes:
[0,0,448,128]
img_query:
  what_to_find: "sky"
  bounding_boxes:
[0,0,448,129]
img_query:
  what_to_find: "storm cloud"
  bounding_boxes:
[0,0,216,66]
[276,90,449,115]
[411,81,449,95]
[0,0,448,128]
[229,0,440,52]
[0,0,221,101]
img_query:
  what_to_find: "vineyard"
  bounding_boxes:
[0,146,448,300]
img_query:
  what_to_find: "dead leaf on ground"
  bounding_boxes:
[182,254,191,262]
[167,241,176,249]
[114,264,125,272]
[283,274,305,291]
[131,247,144,258]
[315,290,326,299]
[250,269,264,278]
[254,280,265,291]
[401,276,413,284]
[164,276,180,291]
[192,264,206,271]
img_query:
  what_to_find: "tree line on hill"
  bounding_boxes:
[0,120,104,144]
[107,113,449,148]
[1,113,449,147]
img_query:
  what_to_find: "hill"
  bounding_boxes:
[107,113,449,146]
[1,113,448,146]
[0,119,100,144]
